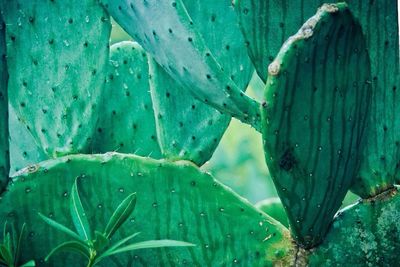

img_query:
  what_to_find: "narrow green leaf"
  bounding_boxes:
[96,232,141,263]
[38,213,82,241]
[104,193,136,239]
[93,231,109,252]
[0,244,12,265]
[70,177,92,240]
[15,223,26,264]
[102,240,194,258]
[20,260,36,267]
[45,241,90,262]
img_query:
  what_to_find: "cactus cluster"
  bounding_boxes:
[0,0,399,266]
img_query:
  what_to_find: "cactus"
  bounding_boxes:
[1,0,111,157]
[262,3,371,247]
[0,153,292,266]
[92,41,162,158]
[149,58,230,165]
[99,0,261,130]
[0,13,8,192]
[0,0,399,266]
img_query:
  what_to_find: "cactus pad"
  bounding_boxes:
[345,0,400,198]
[256,198,288,228]
[92,41,162,158]
[262,3,371,247]
[149,58,230,166]
[0,153,293,266]
[100,0,261,130]
[0,14,8,191]
[2,0,111,157]
[235,0,325,81]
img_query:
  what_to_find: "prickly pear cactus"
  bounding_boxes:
[2,0,111,157]
[100,0,261,130]
[92,41,162,158]
[0,13,8,191]
[0,153,293,266]
[9,105,47,174]
[345,0,400,198]
[149,58,230,166]
[262,3,371,247]
[235,0,325,81]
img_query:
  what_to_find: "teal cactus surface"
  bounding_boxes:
[2,0,111,158]
[92,41,162,158]
[0,153,292,266]
[346,0,400,198]
[262,3,371,247]
[9,105,47,174]
[0,13,8,192]
[149,58,230,166]
[100,0,262,130]
[0,0,399,266]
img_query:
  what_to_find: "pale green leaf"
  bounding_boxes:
[95,232,140,263]
[20,260,36,267]
[45,241,90,262]
[70,177,92,240]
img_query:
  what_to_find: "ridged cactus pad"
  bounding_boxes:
[100,0,262,130]
[0,153,293,266]
[345,0,400,198]
[149,58,230,166]
[2,0,111,157]
[262,3,371,247]
[92,41,162,158]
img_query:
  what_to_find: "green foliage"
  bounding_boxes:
[262,3,371,247]
[0,223,35,267]
[39,177,192,267]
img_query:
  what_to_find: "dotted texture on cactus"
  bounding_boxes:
[9,105,47,174]
[100,0,262,130]
[261,3,371,248]
[345,0,400,198]
[0,153,293,266]
[235,0,326,82]
[92,41,162,159]
[255,198,289,228]
[2,0,111,158]
[0,14,8,192]
[310,188,400,266]
[149,58,230,166]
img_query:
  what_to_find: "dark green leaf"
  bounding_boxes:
[38,213,82,241]
[96,232,140,263]
[45,241,90,262]
[104,193,136,239]
[93,231,109,252]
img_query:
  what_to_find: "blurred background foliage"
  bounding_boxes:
[110,19,359,207]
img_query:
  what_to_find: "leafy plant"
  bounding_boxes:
[0,223,35,267]
[39,178,193,267]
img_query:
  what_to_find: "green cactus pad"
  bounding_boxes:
[310,188,400,266]
[100,0,262,130]
[234,0,325,81]
[2,0,111,158]
[261,3,371,247]
[256,198,289,228]
[0,14,8,191]
[148,58,230,166]
[344,0,400,198]
[92,41,162,158]
[9,105,48,174]
[0,153,293,266]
